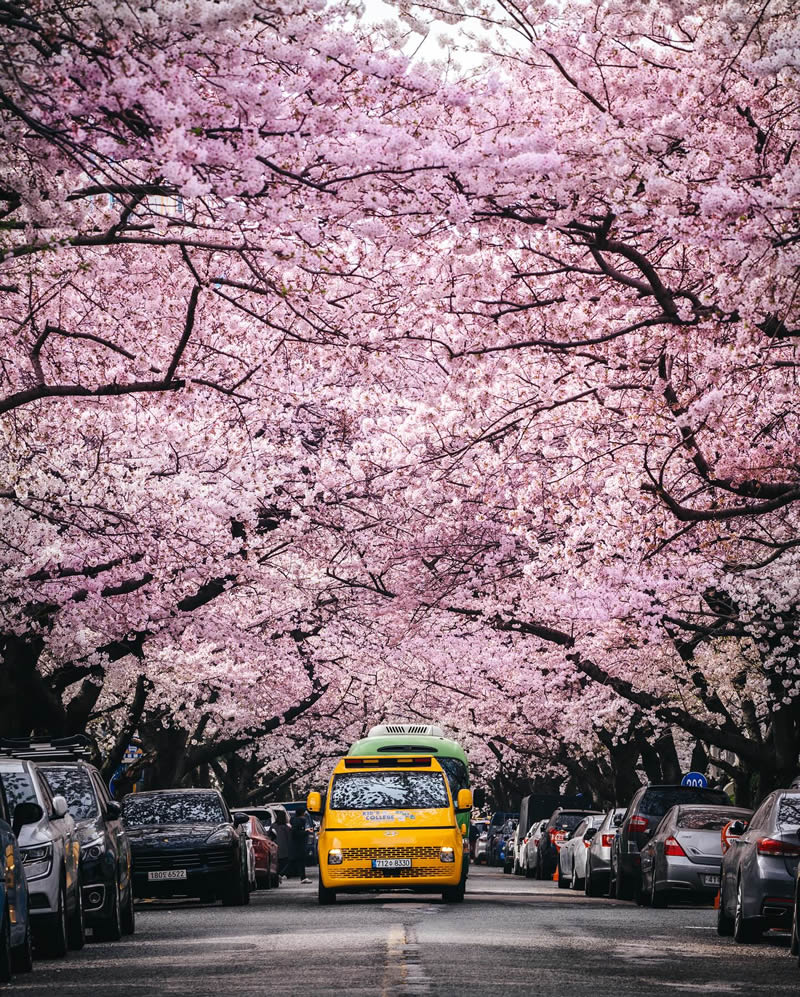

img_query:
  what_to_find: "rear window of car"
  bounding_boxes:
[0,765,37,817]
[777,795,800,829]
[552,814,586,831]
[41,766,98,820]
[677,809,736,831]
[122,793,227,825]
[639,788,730,817]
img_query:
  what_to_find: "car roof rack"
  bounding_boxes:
[0,735,93,762]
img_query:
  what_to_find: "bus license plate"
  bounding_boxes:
[372,858,412,869]
[147,869,188,881]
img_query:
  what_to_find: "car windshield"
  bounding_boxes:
[41,766,98,820]
[329,772,449,810]
[777,795,800,829]
[122,793,227,826]
[0,766,37,817]
[639,789,729,817]
[553,814,587,831]
[677,809,737,831]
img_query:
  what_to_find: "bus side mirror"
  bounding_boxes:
[307,791,323,815]
[456,789,473,811]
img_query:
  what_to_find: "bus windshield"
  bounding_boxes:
[329,772,449,810]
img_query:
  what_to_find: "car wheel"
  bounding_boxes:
[733,879,762,944]
[717,891,734,937]
[571,866,579,891]
[37,877,68,958]
[442,880,466,903]
[318,881,336,905]
[650,872,667,909]
[557,859,570,889]
[790,896,800,966]
[67,876,86,950]
[615,866,634,901]
[94,882,122,942]
[11,908,34,974]
[121,884,136,936]
[0,903,12,983]
[222,871,248,907]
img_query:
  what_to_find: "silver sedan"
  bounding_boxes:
[719,789,800,942]
[640,804,752,907]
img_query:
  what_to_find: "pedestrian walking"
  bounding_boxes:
[273,809,292,879]
[290,807,312,883]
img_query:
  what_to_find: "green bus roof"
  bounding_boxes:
[348,733,469,766]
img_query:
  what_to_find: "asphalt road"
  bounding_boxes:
[10,866,799,996]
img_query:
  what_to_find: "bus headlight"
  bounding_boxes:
[439,847,455,863]
[327,849,343,865]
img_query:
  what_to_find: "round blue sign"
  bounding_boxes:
[681,772,708,788]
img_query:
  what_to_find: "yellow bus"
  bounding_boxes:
[307,754,472,904]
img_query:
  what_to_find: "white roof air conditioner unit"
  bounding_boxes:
[367,723,446,738]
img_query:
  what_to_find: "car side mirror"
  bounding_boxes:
[232,812,249,827]
[612,813,624,827]
[105,800,122,821]
[584,827,597,841]
[456,789,473,811]
[307,791,322,816]
[12,801,43,837]
[728,820,747,837]
[51,795,69,819]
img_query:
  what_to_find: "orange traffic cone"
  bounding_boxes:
[713,891,720,909]
[553,867,559,882]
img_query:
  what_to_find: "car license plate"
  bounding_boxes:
[702,874,720,887]
[372,858,412,869]
[147,869,188,881]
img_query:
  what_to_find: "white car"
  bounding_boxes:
[557,814,606,890]
[0,757,84,955]
[523,820,548,878]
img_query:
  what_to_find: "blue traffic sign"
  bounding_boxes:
[681,772,708,788]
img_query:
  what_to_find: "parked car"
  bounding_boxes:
[791,854,800,966]
[537,808,602,881]
[584,808,625,896]
[515,823,536,876]
[244,815,279,888]
[557,813,606,890]
[28,743,135,941]
[474,827,489,865]
[122,789,250,905]
[718,788,800,941]
[612,784,732,900]
[0,781,32,980]
[524,820,548,878]
[0,755,84,955]
[639,804,753,908]
[469,819,489,861]
[493,818,517,869]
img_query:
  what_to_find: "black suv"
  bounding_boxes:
[612,784,732,900]
[2,737,134,941]
[537,808,602,880]
[123,789,250,905]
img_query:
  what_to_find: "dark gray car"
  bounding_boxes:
[612,784,732,900]
[640,804,752,907]
[718,789,800,942]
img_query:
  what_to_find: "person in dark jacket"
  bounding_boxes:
[290,808,311,883]
[273,809,292,879]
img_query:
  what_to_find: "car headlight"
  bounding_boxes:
[207,827,236,845]
[327,849,343,865]
[21,842,53,881]
[439,847,455,863]
[81,836,105,861]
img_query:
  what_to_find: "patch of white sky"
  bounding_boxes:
[356,0,499,76]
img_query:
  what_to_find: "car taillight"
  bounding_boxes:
[664,836,686,857]
[601,834,615,848]
[756,837,800,857]
[628,816,649,834]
